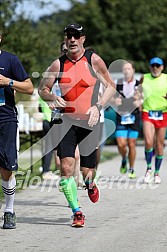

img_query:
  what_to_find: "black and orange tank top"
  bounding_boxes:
[57,50,100,119]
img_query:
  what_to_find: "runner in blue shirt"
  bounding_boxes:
[0,32,34,229]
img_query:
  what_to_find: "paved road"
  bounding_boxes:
[1,144,167,252]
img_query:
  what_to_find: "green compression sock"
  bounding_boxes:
[59,177,80,213]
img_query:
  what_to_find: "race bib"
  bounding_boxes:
[0,88,5,106]
[148,111,163,120]
[121,114,135,125]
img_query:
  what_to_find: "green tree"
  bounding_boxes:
[64,0,167,72]
[1,0,62,89]
[2,0,167,81]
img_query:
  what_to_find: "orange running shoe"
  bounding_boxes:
[71,211,85,227]
[87,184,100,203]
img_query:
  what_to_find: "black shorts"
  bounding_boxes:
[0,121,18,171]
[51,115,100,168]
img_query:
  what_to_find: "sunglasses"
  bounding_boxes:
[151,64,161,68]
[66,32,81,40]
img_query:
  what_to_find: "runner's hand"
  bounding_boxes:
[0,74,9,86]
[115,96,122,106]
[48,96,66,110]
[86,106,100,127]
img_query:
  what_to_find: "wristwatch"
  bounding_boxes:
[95,103,103,112]
[9,79,14,87]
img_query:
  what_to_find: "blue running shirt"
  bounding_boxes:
[0,50,29,122]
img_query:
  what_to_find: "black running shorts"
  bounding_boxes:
[54,115,100,168]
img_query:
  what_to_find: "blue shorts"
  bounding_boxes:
[115,128,139,139]
[0,121,18,171]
